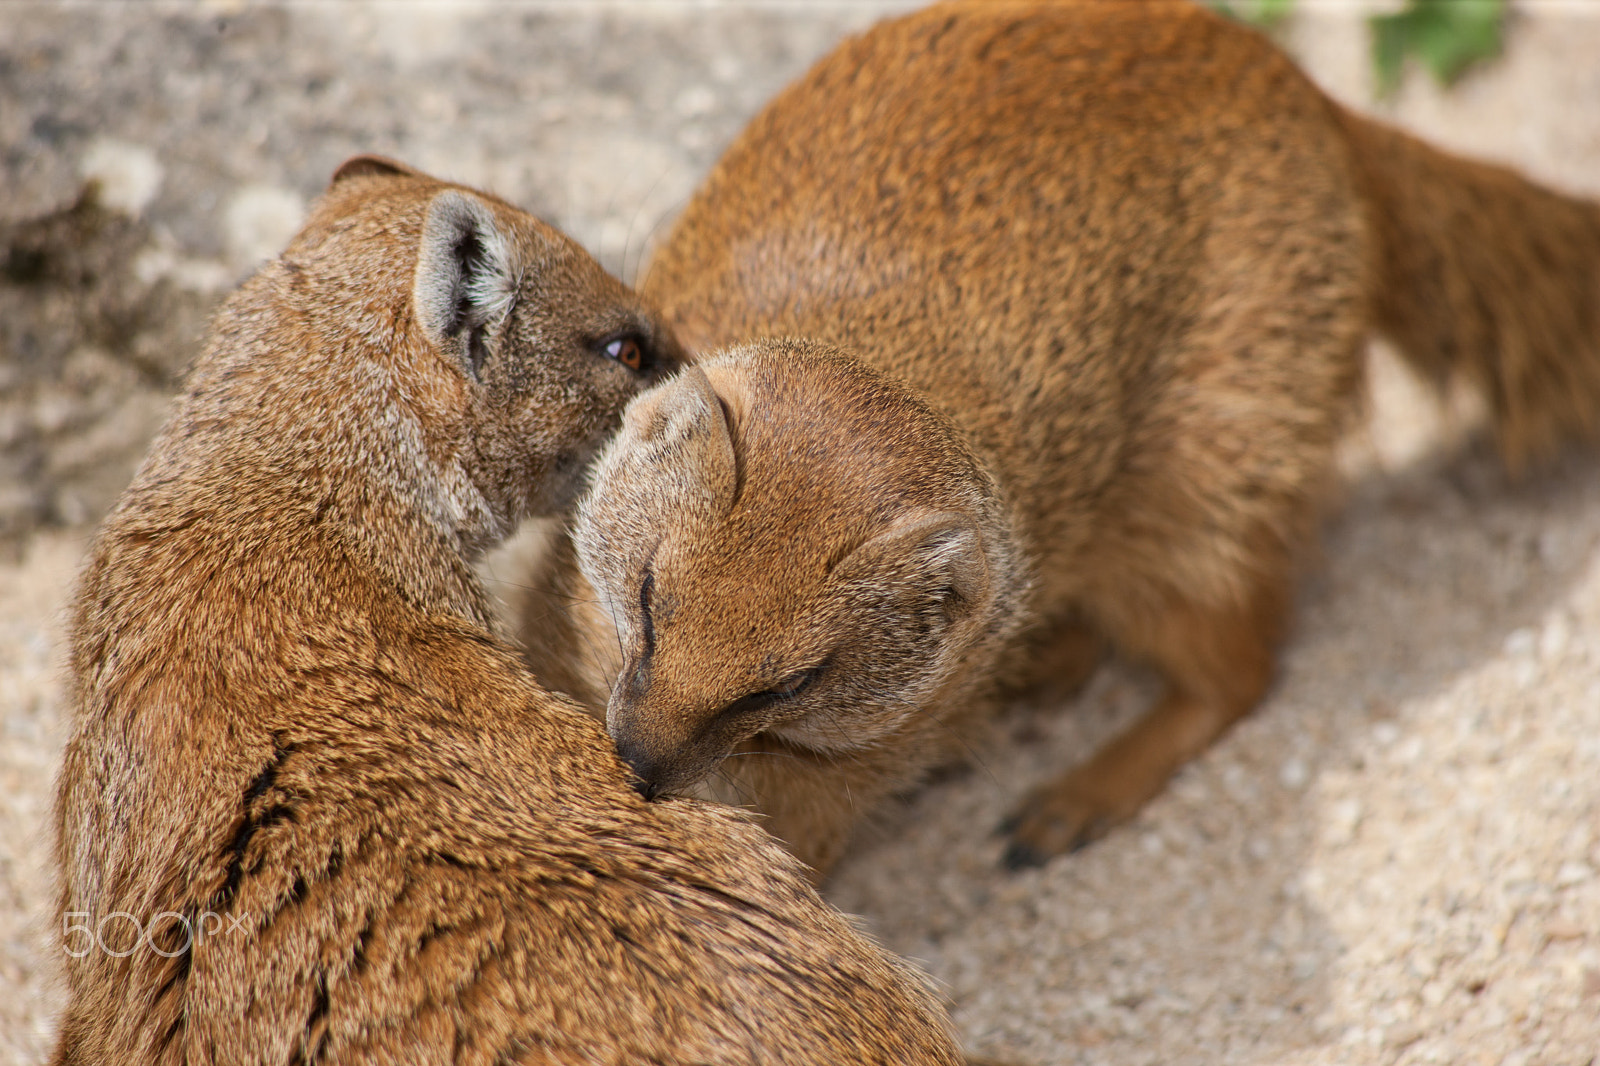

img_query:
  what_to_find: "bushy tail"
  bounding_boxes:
[1336,105,1600,469]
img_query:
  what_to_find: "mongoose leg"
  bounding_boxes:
[1001,689,1242,866]
[1002,578,1286,867]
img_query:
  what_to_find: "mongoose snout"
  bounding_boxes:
[608,659,811,801]
[607,712,700,800]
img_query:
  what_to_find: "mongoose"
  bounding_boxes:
[564,0,1600,877]
[51,156,970,1064]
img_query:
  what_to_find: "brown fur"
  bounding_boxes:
[550,0,1600,877]
[511,519,618,713]
[51,158,969,1064]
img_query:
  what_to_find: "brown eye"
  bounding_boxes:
[605,336,644,371]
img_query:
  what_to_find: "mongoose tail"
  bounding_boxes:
[1339,106,1600,469]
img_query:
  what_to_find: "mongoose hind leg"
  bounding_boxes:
[1001,576,1287,868]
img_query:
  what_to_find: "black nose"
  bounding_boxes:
[615,734,665,801]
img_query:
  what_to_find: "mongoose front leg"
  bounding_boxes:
[1000,688,1246,866]
[1001,580,1286,867]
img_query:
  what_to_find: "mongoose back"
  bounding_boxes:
[567,0,1600,875]
[51,157,968,1064]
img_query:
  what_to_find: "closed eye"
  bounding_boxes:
[717,664,826,724]
[638,571,655,657]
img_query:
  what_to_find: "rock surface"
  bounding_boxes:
[3,3,1598,1064]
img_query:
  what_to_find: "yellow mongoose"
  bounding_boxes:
[51,157,968,1064]
[565,0,1600,876]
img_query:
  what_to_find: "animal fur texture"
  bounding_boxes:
[553,0,1600,877]
[51,157,968,1064]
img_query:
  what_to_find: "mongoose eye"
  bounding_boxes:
[771,665,824,699]
[602,335,646,372]
[718,665,826,724]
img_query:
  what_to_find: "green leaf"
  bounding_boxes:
[1370,0,1506,97]
[1205,0,1295,29]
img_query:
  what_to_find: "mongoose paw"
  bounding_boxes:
[999,783,1124,868]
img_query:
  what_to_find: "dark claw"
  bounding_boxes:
[631,777,660,801]
[1000,840,1048,871]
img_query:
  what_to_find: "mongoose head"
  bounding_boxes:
[244,155,686,548]
[575,340,1013,799]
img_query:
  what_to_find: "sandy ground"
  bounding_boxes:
[3,3,1599,1064]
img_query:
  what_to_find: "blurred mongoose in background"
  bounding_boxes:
[51,157,970,1065]
[559,0,1600,877]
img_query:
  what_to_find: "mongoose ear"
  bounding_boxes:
[615,365,739,516]
[833,511,991,621]
[328,154,422,188]
[413,189,517,382]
